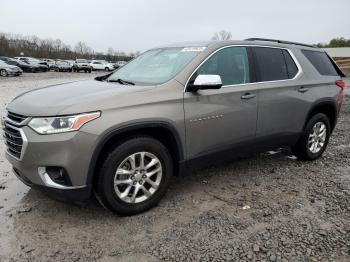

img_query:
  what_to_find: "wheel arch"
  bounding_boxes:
[304,99,338,132]
[86,121,185,186]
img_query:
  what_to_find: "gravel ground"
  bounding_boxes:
[0,73,349,262]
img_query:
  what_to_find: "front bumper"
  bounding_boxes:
[13,167,92,202]
[4,125,99,201]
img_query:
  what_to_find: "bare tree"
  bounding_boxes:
[74,41,91,56]
[107,47,114,56]
[0,31,133,62]
[211,30,232,41]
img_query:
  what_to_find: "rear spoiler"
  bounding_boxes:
[326,53,346,77]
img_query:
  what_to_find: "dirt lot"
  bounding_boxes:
[0,73,349,262]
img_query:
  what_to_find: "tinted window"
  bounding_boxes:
[282,50,299,78]
[193,47,250,86]
[302,50,338,76]
[254,47,288,81]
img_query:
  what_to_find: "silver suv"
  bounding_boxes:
[2,39,346,215]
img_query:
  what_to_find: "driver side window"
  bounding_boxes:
[192,47,251,86]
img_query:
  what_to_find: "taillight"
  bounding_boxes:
[336,79,345,113]
[336,80,346,91]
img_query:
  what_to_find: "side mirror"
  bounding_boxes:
[187,74,223,92]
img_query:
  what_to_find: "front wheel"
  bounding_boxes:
[292,113,331,161]
[0,69,8,77]
[95,137,173,215]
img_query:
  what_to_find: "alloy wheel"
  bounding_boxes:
[308,121,327,154]
[114,152,162,204]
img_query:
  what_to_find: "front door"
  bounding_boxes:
[184,46,258,160]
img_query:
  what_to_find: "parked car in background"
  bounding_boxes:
[42,59,56,70]
[114,61,127,69]
[0,60,23,76]
[0,57,41,73]
[65,60,75,70]
[73,59,92,73]
[14,57,49,72]
[90,60,114,71]
[53,60,72,72]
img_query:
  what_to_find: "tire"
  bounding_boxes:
[96,136,173,215]
[292,113,331,161]
[0,69,8,77]
[105,67,110,72]
[88,69,92,73]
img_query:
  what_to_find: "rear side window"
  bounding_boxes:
[282,50,299,78]
[253,47,288,81]
[301,50,338,76]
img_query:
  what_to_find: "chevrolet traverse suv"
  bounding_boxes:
[2,39,346,215]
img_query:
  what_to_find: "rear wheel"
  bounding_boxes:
[292,113,331,161]
[0,69,8,77]
[96,137,173,215]
[105,67,110,71]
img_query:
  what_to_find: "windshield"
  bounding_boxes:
[107,47,204,85]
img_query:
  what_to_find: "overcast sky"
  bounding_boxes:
[1,0,349,53]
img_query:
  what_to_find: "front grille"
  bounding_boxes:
[3,124,23,159]
[7,111,27,124]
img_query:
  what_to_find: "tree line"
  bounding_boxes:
[316,37,350,48]
[0,32,137,62]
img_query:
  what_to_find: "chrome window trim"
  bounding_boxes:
[3,123,28,161]
[184,45,303,92]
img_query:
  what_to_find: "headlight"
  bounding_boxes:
[28,112,100,134]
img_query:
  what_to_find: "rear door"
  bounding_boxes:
[93,62,102,70]
[252,47,303,144]
[184,46,258,160]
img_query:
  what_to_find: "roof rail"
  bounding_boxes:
[245,38,315,48]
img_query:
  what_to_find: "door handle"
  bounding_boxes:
[241,93,256,100]
[298,86,309,93]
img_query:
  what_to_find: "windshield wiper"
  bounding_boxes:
[108,78,135,85]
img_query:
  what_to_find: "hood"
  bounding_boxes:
[7,79,155,116]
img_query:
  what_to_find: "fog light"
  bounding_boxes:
[46,167,72,186]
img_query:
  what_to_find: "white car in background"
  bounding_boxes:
[0,60,23,76]
[90,60,114,71]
